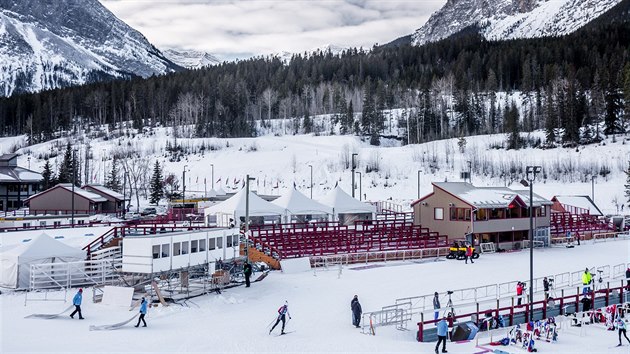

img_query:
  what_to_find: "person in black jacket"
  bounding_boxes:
[625,267,630,290]
[243,261,252,288]
[351,295,362,328]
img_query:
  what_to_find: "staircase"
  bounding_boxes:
[240,244,281,270]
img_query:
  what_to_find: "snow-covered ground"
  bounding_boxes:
[1,239,629,353]
[10,126,629,215]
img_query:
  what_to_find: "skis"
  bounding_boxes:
[25,305,74,319]
[89,314,139,331]
[275,331,295,336]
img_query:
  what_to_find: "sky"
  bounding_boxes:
[100,0,446,61]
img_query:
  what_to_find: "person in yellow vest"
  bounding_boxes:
[582,268,592,295]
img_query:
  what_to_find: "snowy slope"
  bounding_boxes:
[0,0,178,96]
[412,0,622,46]
[1,238,629,353]
[272,43,348,63]
[162,49,221,69]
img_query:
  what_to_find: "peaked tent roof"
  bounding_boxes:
[271,187,332,215]
[317,186,376,214]
[214,187,227,196]
[204,187,286,216]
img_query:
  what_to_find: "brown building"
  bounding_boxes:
[82,184,124,212]
[0,154,42,211]
[24,184,108,214]
[412,182,552,250]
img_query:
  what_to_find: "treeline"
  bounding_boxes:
[0,9,629,146]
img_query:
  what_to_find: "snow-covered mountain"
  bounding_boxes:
[412,0,622,46]
[0,0,179,97]
[272,44,347,63]
[162,49,221,69]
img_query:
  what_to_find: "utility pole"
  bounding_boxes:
[417,170,421,199]
[351,153,358,198]
[308,164,313,199]
[244,175,255,263]
[356,172,362,201]
[182,165,187,222]
[211,164,215,190]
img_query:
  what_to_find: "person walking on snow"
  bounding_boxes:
[135,297,148,327]
[516,282,524,306]
[582,268,592,295]
[433,292,441,321]
[464,244,474,264]
[435,315,448,353]
[69,288,84,319]
[269,301,291,335]
[616,317,630,346]
[243,261,252,288]
[351,295,362,328]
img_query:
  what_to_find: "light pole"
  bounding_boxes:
[244,175,256,263]
[211,164,215,190]
[351,153,358,198]
[417,170,421,199]
[308,164,313,199]
[522,165,542,322]
[591,175,596,201]
[102,149,106,184]
[467,160,472,184]
[182,165,188,222]
[356,172,362,201]
[122,171,127,218]
[71,149,76,227]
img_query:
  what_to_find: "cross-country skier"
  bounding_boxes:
[582,268,592,295]
[351,295,362,328]
[433,292,441,321]
[243,261,252,288]
[69,289,84,319]
[616,316,630,346]
[269,301,291,335]
[464,244,474,264]
[135,297,147,327]
[435,315,448,353]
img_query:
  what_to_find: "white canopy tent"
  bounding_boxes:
[0,233,86,289]
[271,187,332,222]
[214,187,227,196]
[317,186,376,225]
[204,188,286,228]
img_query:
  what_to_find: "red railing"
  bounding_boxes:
[416,281,627,342]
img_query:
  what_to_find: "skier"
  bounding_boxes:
[616,316,630,346]
[69,288,84,319]
[351,295,362,328]
[435,315,448,353]
[243,261,252,288]
[433,292,441,321]
[269,301,291,335]
[516,282,524,306]
[582,268,592,295]
[135,297,147,327]
[464,244,474,264]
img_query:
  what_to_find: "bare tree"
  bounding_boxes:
[121,157,150,212]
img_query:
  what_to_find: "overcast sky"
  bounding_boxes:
[101,0,446,61]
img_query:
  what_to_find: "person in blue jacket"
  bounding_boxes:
[135,297,148,327]
[435,315,448,353]
[69,288,84,319]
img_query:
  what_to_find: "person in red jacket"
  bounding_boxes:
[465,244,474,264]
[516,282,524,306]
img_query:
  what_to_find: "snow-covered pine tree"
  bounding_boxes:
[149,161,164,205]
[105,158,121,192]
[624,158,630,208]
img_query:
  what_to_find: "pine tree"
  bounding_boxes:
[149,161,164,205]
[41,159,55,190]
[105,158,121,192]
[56,143,73,184]
[625,158,630,209]
[505,102,521,150]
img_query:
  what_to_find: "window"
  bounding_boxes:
[217,237,223,249]
[226,235,233,247]
[22,222,31,228]
[181,241,189,255]
[449,208,471,221]
[191,240,198,253]
[536,206,546,217]
[173,242,181,256]
[78,220,85,225]
[208,238,216,250]
[434,208,444,220]
[199,239,206,252]
[476,209,488,221]
[161,244,170,257]
[152,245,160,259]
[53,221,61,227]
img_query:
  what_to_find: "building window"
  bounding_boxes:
[450,208,471,221]
[53,221,61,227]
[161,244,170,257]
[536,206,546,217]
[22,222,31,228]
[191,240,198,253]
[40,221,46,227]
[489,208,505,219]
[152,245,160,259]
[208,238,216,250]
[434,207,444,220]
[181,241,189,255]
[476,209,488,221]
[217,237,223,249]
[77,220,85,225]
[226,235,233,247]
[173,242,181,256]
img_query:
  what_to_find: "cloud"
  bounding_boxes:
[100,0,446,60]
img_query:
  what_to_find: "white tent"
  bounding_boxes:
[271,187,332,222]
[204,188,286,227]
[317,186,376,224]
[215,187,227,196]
[0,233,86,289]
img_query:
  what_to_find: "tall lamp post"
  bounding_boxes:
[591,175,596,201]
[71,149,76,227]
[182,165,188,222]
[521,165,542,322]
[356,172,362,201]
[417,170,421,199]
[467,160,472,184]
[211,164,215,190]
[351,153,358,198]
[244,175,256,263]
[308,164,313,199]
